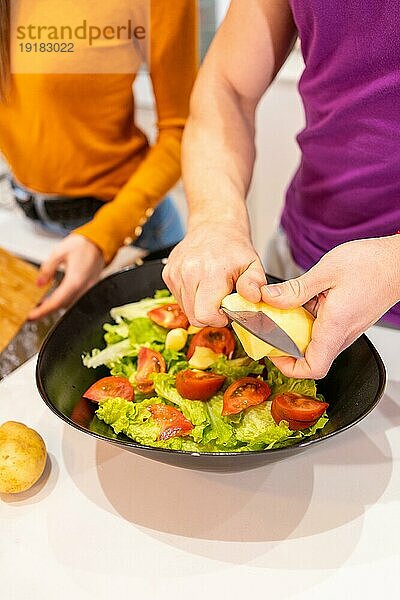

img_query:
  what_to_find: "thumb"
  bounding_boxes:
[236,258,268,303]
[261,262,333,309]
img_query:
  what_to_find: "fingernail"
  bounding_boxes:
[263,284,282,297]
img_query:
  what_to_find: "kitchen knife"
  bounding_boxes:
[221,308,304,359]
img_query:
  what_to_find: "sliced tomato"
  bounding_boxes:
[176,369,226,401]
[147,303,189,330]
[271,392,328,425]
[271,401,316,431]
[136,347,166,393]
[70,397,95,428]
[83,376,134,403]
[148,404,193,441]
[187,326,235,360]
[222,376,271,416]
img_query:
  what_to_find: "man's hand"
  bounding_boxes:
[29,234,105,320]
[261,236,400,379]
[163,221,267,327]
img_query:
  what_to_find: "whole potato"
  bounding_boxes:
[222,293,314,360]
[0,421,47,494]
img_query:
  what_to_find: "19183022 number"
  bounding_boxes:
[19,42,75,52]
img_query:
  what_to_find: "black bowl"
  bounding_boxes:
[36,260,386,473]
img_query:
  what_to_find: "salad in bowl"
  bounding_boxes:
[76,290,329,453]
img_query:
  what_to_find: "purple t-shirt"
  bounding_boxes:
[281,1,400,326]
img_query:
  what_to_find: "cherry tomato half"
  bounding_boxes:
[271,401,317,431]
[147,303,189,330]
[176,369,226,401]
[136,347,166,393]
[187,326,235,360]
[222,376,271,416]
[70,397,95,428]
[271,392,328,426]
[83,376,134,403]
[148,404,193,441]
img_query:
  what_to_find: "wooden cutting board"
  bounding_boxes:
[0,248,51,353]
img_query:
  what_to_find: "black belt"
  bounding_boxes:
[11,180,104,225]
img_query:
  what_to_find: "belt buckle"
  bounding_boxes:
[11,183,33,204]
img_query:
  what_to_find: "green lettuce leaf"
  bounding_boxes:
[110,296,175,323]
[265,359,320,399]
[103,322,129,345]
[107,356,137,382]
[210,356,264,386]
[153,373,210,442]
[153,373,240,449]
[270,414,329,449]
[161,349,189,374]
[234,402,294,447]
[83,339,138,369]
[203,395,238,449]
[151,437,211,452]
[154,289,172,299]
[95,395,209,450]
[128,317,167,348]
[234,401,328,450]
[96,397,162,445]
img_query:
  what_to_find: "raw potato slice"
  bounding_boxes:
[188,346,222,370]
[221,293,314,359]
[165,328,188,351]
[188,325,202,335]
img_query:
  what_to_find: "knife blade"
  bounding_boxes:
[221,308,304,359]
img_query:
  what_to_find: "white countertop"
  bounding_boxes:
[1,324,399,600]
[0,205,60,264]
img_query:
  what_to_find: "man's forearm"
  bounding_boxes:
[182,0,296,235]
[182,73,256,237]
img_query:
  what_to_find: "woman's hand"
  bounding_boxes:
[261,236,400,379]
[162,221,267,327]
[29,234,105,320]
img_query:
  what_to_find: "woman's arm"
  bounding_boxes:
[74,0,198,264]
[30,0,197,319]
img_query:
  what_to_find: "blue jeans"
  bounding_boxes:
[134,196,184,253]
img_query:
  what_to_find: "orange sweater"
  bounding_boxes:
[0,1,197,263]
